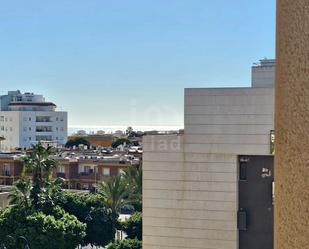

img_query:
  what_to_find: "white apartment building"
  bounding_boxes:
[143,59,275,249]
[0,90,67,151]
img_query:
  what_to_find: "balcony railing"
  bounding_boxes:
[36,117,52,122]
[56,172,66,178]
[2,171,11,176]
[36,129,53,132]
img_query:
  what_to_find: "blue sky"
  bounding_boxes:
[0,0,276,128]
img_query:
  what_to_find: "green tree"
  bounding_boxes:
[107,239,142,249]
[123,165,142,211]
[112,138,131,148]
[121,212,142,240]
[65,137,90,148]
[98,175,130,216]
[22,142,58,209]
[8,179,32,208]
[0,206,86,249]
[58,192,115,247]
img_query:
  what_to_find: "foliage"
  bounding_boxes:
[125,127,133,136]
[97,175,130,216]
[65,137,90,148]
[22,142,58,209]
[121,212,142,240]
[112,138,131,148]
[0,206,86,249]
[8,179,32,208]
[123,165,142,212]
[4,144,87,249]
[106,239,142,249]
[58,192,115,247]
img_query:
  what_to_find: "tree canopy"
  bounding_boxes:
[121,212,142,240]
[57,192,116,247]
[0,206,86,249]
[107,239,142,249]
[65,137,90,148]
[112,138,131,148]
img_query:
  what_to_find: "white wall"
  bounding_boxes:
[143,87,274,249]
[0,112,20,150]
[0,111,67,150]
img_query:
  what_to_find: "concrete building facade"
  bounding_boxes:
[143,62,275,249]
[0,90,67,150]
[275,1,309,248]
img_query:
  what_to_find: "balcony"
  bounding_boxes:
[36,136,53,141]
[36,126,53,132]
[2,171,11,177]
[56,172,66,178]
[78,171,101,180]
[36,116,52,122]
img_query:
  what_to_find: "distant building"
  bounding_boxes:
[96,130,105,135]
[114,130,124,136]
[0,90,67,151]
[0,151,137,190]
[69,134,114,148]
[251,58,275,87]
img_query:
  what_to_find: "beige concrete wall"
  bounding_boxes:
[143,87,275,249]
[275,1,309,248]
[184,87,274,249]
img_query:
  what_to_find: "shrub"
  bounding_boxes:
[0,206,86,249]
[121,212,142,240]
[58,192,115,247]
[107,239,142,249]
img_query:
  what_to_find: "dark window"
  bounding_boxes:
[239,162,247,181]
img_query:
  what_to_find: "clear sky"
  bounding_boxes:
[0,0,276,128]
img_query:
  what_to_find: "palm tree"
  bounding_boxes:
[97,175,130,218]
[8,179,32,208]
[23,142,58,183]
[123,165,142,211]
[22,142,58,208]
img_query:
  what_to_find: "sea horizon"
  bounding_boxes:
[68,125,184,135]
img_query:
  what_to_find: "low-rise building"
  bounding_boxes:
[0,150,139,190]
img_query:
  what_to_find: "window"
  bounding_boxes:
[103,168,110,176]
[56,117,59,121]
[0,126,4,131]
[29,137,31,141]
[23,117,27,121]
[36,116,51,122]
[239,162,247,181]
[9,127,12,132]
[0,116,4,121]
[3,163,10,176]
[23,127,27,132]
[56,127,58,131]
[5,118,7,122]
[58,165,65,173]
[29,117,31,121]
[9,117,13,122]
[84,166,91,174]
[29,127,31,131]
[82,183,89,190]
